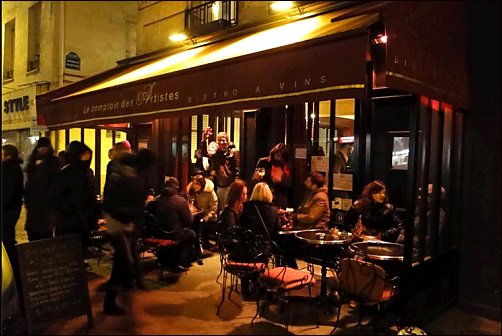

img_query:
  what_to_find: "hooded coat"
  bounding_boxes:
[187,178,218,222]
[25,137,62,238]
[51,141,99,244]
[103,152,146,224]
[2,154,24,249]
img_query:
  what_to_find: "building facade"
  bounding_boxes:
[14,1,502,323]
[2,1,137,173]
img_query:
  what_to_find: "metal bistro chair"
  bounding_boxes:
[216,226,267,316]
[140,208,180,281]
[251,240,318,332]
[330,254,399,334]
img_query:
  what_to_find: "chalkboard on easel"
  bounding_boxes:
[16,234,93,334]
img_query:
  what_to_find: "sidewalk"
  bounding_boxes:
[12,207,501,335]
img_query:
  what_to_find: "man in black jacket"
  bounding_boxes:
[102,151,150,315]
[153,177,197,270]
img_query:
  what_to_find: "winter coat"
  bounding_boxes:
[187,179,218,222]
[296,185,330,230]
[240,200,280,241]
[51,142,99,237]
[201,140,240,188]
[218,205,241,231]
[24,147,62,235]
[344,200,403,242]
[1,157,24,245]
[103,153,146,224]
[154,192,193,236]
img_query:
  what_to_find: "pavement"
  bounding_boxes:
[9,206,501,335]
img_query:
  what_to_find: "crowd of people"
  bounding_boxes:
[2,129,408,316]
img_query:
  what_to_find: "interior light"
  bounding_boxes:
[310,113,316,119]
[271,1,294,11]
[212,1,220,17]
[371,34,388,45]
[169,32,188,42]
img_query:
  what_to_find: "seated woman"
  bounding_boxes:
[238,182,281,297]
[344,180,403,243]
[187,174,218,250]
[240,182,280,241]
[152,177,197,271]
[218,179,248,231]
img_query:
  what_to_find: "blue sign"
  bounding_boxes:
[65,52,80,70]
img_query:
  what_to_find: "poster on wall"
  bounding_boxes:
[311,156,328,174]
[333,173,353,191]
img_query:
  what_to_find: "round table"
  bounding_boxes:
[348,241,418,277]
[295,230,353,298]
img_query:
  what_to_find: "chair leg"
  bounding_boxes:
[228,275,236,301]
[251,298,260,326]
[216,271,228,316]
[330,301,342,335]
[216,261,223,284]
[308,286,319,328]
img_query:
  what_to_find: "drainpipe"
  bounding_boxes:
[59,1,65,88]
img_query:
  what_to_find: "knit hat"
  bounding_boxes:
[36,137,51,148]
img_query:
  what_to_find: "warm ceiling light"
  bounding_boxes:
[372,34,388,45]
[270,1,294,11]
[169,32,188,42]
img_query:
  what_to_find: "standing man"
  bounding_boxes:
[101,151,150,315]
[24,137,62,241]
[201,128,240,212]
[333,143,353,174]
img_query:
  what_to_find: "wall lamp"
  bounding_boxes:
[270,1,304,16]
[370,21,387,45]
[169,31,196,45]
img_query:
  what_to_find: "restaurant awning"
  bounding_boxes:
[37,9,380,129]
[382,1,469,109]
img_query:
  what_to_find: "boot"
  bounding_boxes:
[103,290,126,315]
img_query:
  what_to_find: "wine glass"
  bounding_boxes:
[256,167,266,178]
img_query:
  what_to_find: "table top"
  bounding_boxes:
[277,228,324,236]
[295,229,353,245]
[349,241,407,261]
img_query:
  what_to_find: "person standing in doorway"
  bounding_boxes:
[200,127,240,213]
[24,137,62,241]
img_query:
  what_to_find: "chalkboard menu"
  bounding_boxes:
[16,234,93,334]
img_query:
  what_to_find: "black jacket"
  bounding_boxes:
[25,147,62,234]
[51,142,99,235]
[103,153,146,224]
[154,193,193,235]
[1,157,24,231]
[344,200,403,242]
[240,200,280,241]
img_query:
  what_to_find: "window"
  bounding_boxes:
[185,1,237,36]
[3,19,15,80]
[27,2,41,72]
